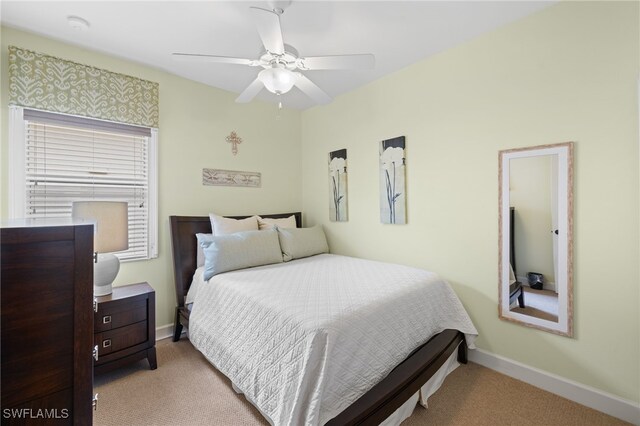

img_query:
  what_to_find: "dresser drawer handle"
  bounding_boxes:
[102,315,111,324]
[102,339,112,348]
[93,345,99,361]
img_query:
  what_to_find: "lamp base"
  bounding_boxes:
[94,252,120,296]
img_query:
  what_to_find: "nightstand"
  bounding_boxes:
[94,282,157,374]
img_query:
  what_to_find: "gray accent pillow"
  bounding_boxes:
[202,228,283,281]
[276,225,329,262]
[196,233,214,268]
[198,215,259,268]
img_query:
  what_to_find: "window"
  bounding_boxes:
[9,107,158,261]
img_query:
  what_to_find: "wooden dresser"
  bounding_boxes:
[1,222,95,424]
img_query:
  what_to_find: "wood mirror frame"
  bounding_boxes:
[498,142,574,337]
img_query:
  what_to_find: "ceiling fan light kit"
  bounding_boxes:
[258,65,296,95]
[172,3,375,107]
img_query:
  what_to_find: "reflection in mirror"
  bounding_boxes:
[499,143,573,337]
[510,155,559,322]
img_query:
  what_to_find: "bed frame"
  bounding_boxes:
[509,207,525,308]
[169,213,467,425]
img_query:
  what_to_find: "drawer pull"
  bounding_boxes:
[102,339,112,348]
[102,315,112,324]
[93,345,99,361]
[92,393,98,411]
[93,298,98,313]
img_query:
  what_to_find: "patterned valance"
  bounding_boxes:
[8,46,159,128]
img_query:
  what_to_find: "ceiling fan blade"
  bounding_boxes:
[299,54,375,70]
[294,73,332,104]
[235,78,264,103]
[172,53,257,66]
[250,7,285,55]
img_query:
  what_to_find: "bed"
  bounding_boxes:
[170,213,477,425]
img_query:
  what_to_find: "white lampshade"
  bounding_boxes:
[258,65,296,95]
[72,201,128,253]
[72,201,128,296]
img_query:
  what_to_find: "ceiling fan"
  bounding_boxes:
[172,1,375,106]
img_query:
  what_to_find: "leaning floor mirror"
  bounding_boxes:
[498,142,574,336]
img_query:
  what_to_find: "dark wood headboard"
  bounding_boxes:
[169,212,302,307]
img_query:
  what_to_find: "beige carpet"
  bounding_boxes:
[94,338,629,426]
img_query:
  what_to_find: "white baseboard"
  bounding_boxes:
[156,323,175,341]
[469,348,640,425]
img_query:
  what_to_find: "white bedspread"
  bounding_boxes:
[188,254,477,426]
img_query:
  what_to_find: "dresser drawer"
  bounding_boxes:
[95,321,148,356]
[95,298,147,332]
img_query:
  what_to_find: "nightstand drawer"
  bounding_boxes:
[95,298,147,332]
[95,321,148,356]
[93,282,157,374]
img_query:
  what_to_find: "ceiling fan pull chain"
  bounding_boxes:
[276,94,283,120]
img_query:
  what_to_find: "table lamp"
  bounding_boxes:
[72,201,129,296]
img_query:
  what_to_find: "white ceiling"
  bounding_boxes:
[1,1,554,110]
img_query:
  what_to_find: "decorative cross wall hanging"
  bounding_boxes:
[225,131,243,155]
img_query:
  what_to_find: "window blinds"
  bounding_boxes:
[24,109,151,261]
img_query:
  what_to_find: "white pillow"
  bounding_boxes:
[276,225,329,262]
[202,229,283,281]
[209,213,258,235]
[257,215,296,230]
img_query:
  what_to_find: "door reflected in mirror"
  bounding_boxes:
[499,143,573,336]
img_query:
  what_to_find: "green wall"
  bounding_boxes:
[0,26,302,329]
[300,1,639,402]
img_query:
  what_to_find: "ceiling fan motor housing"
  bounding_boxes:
[259,44,300,70]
